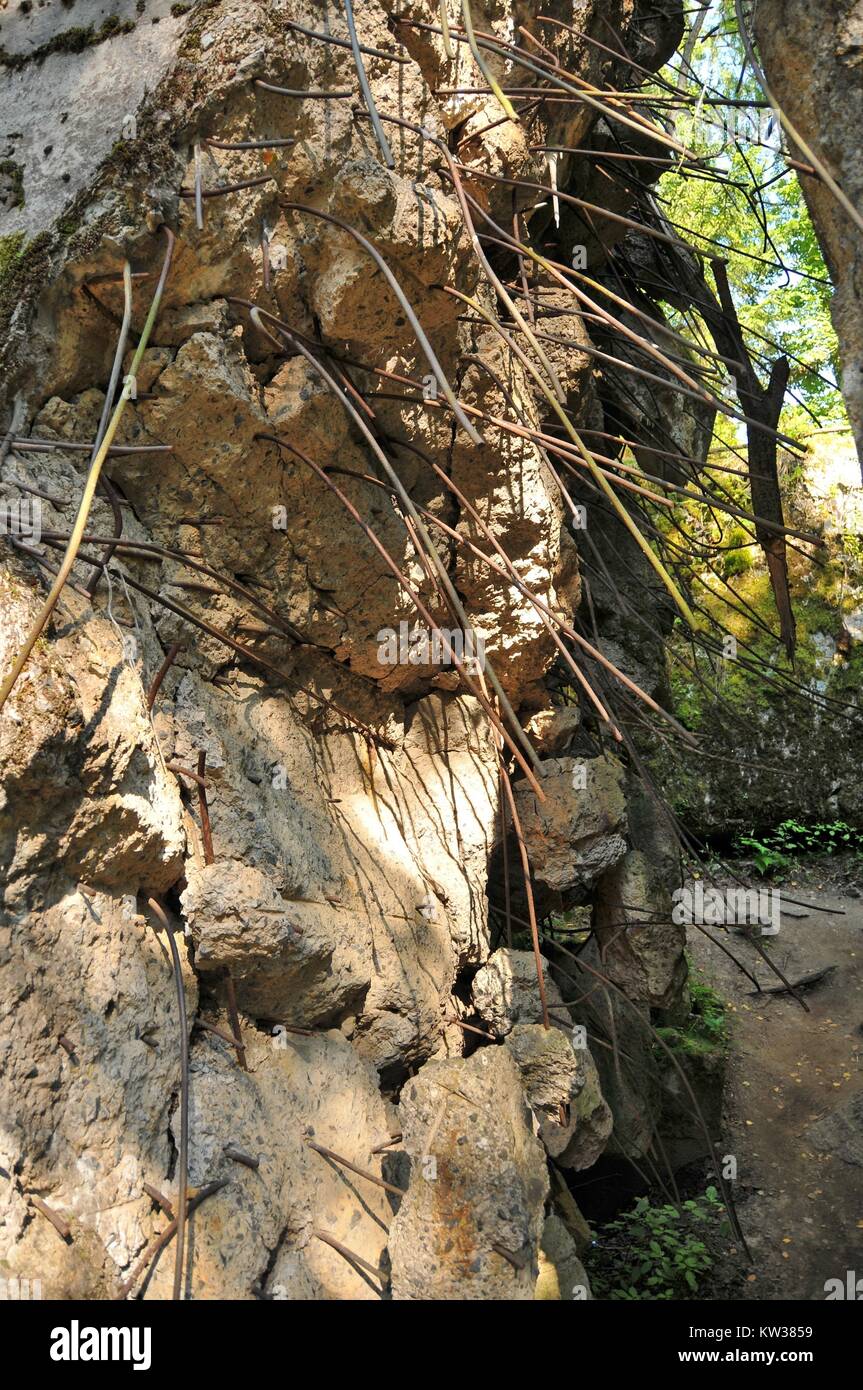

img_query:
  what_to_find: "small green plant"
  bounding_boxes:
[735,833,790,877]
[588,1189,725,1300]
[735,819,863,873]
[547,906,591,942]
[656,965,728,1058]
[770,818,863,855]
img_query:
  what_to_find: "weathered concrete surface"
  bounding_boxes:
[0,0,188,242]
[0,891,196,1299]
[0,0,693,1300]
[176,680,498,1076]
[0,564,185,900]
[504,1022,613,1170]
[513,755,629,891]
[471,946,567,1038]
[388,1048,549,1300]
[150,1030,396,1300]
[535,1213,593,1300]
[594,849,686,1008]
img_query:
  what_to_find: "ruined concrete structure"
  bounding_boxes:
[0,0,809,1300]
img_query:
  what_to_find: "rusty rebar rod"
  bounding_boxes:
[342,0,394,167]
[224,1147,259,1170]
[445,1015,497,1040]
[80,274,135,599]
[117,1180,227,1300]
[206,136,296,149]
[305,1139,405,1197]
[179,174,275,199]
[196,1020,242,1048]
[193,142,204,229]
[7,538,93,597]
[196,749,215,866]
[146,641,184,711]
[0,228,175,714]
[223,971,248,1071]
[286,19,410,63]
[254,80,352,97]
[28,1195,71,1241]
[8,439,172,454]
[371,1133,403,1153]
[312,1229,386,1282]
[500,749,549,1029]
[166,762,209,790]
[0,474,67,505]
[143,1184,175,1218]
[146,898,189,1301]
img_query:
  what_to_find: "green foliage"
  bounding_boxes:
[735,834,790,877]
[0,232,25,285]
[840,532,863,568]
[721,539,755,578]
[547,907,591,941]
[588,1189,725,1300]
[668,663,706,732]
[736,819,863,872]
[661,502,863,745]
[656,965,728,1057]
[653,8,845,425]
[0,16,136,70]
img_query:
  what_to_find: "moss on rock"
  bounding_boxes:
[0,15,136,71]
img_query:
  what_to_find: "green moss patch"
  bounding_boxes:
[0,160,25,210]
[0,231,26,285]
[656,964,728,1059]
[0,15,136,71]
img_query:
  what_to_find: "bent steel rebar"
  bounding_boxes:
[0,229,174,713]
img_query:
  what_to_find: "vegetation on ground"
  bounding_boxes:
[587,1188,728,1300]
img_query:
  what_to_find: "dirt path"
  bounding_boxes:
[688,887,863,1301]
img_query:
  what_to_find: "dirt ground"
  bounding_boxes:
[688,882,863,1301]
